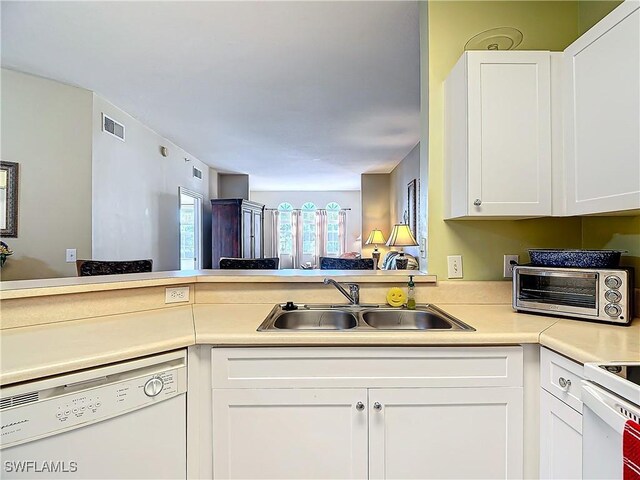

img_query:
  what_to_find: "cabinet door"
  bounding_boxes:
[539,389,582,479]
[369,387,523,479]
[467,51,552,216]
[563,2,640,215]
[212,389,368,479]
[241,208,252,258]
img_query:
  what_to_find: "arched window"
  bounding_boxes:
[278,202,293,255]
[301,202,317,255]
[326,202,341,255]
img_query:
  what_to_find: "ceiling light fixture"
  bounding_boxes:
[464,27,524,51]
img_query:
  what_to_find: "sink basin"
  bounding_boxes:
[268,310,357,330]
[362,310,454,330]
[257,304,474,332]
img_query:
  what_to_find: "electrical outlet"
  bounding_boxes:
[447,255,463,279]
[504,254,519,278]
[165,286,190,303]
[65,249,77,263]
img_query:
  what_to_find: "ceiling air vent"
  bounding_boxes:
[193,167,203,180]
[102,113,125,141]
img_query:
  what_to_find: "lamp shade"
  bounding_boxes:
[386,224,418,247]
[365,229,386,245]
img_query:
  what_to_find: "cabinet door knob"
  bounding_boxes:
[473,199,482,206]
[355,402,365,411]
[558,377,572,390]
[373,402,382,411]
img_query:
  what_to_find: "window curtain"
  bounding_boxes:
[291,210,304,269]
[270,210,280,258]
[338,210,348,255]
[315,209,328,264]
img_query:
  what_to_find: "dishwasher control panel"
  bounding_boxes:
[0,352,187,449]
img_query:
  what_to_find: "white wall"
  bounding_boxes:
[209,168,219,200]
[361,174,391,261]
[92,95,211,270]
[390,142,420,259]
[219,174,249,199]
[250,190,361,268]
[0,69,93,280]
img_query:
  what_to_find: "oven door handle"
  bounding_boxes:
[582,381,639,435]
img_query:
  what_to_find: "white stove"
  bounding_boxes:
[582,361,640,479]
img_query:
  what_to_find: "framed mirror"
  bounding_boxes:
[1,161,19,237]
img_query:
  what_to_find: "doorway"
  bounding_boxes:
[179,187,203,270]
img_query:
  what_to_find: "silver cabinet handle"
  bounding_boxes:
[373,402,382,411]
[558,377,572,390]
[355,402,365,411]
[473,199,482,206]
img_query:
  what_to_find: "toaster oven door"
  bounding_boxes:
[515,269,599,316]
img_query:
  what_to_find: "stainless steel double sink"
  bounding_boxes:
[257,304,475,332]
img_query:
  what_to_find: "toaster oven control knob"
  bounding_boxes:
[604,275,622,289]
[605,290,622,303]
[143,377,164,397]
[604,303,622,318]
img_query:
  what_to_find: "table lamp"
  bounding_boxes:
[365,229,387,269]
[386,224,418,269]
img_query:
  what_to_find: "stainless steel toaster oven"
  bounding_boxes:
[513,266,634,325]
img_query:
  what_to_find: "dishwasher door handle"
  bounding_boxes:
[582,381,639,435]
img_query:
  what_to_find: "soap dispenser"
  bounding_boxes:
[407,275,416,310]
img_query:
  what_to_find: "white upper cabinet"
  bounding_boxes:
[445,51,552,219]
[563,0,640,215]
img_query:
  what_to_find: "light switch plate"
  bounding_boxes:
[165,286,190,303]
[65,249,77,263]
[420,237,427,259]
[447,255,463,279]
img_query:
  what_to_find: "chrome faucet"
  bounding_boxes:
[323,278,360,305]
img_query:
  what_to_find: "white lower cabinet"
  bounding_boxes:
[539,389,582,479]
[212,388,368,479]
[368,388,523,480]
[539,347,585,479]
[211,347,524,480]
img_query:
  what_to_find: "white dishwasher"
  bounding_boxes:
[0,350,187,479]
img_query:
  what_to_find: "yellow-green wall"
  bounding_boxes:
[424,1,584,280]
[579,0,623,33]
[582,216,640,280]
[423,0,640,282]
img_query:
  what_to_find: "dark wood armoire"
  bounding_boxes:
[210,199,265,268]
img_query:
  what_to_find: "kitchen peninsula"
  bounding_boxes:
[1,270,639,479]
[1,269,638,383]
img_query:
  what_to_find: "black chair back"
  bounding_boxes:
[76,259,153,276]
[319,257,374,270]
[219,258,280,269]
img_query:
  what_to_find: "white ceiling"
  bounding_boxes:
[1,1,420,191]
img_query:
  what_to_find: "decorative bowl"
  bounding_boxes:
[528,249,622,268]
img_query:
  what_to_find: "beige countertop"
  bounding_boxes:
[541,318,640,363]
[194,303,640,364]
[1,302,638,386]
[0,305,195,385]
[193,304,558,345]
[0,270,436,300]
